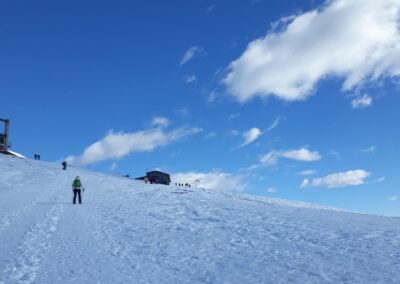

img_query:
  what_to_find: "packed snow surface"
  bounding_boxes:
[0,155,399,283]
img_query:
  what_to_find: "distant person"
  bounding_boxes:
[34,154,37,160]
[62,161,67,170]
[72,176,84,204]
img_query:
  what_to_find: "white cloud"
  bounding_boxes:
[260,147,321,166]
[110,162,117,171]
[229,130,240,136]
[223,0,400,103]
[301,169,371,188]
[300,178,310,188]
[174,107,191,118]
[205,132,217,139]
[358,146,376,154]
[376,177,386,183]
[184,74,197,84]
[67,126,203,165]
[228,113,240,120]
[299,169,317,176]
[180,46,204,66]
[260,150,280,166]
[207,91,218,104]
[242,164,261,172]
[240,127,262,147]
[352,94,373,109]
[281,148,321,161]
[389,196,398,202]
[267,187,277,193]
[151,116,171,128]
[206,4,216,14]
[267,116,280,131]
[172,171,247,191]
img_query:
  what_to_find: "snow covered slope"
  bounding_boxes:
[0,154,399,284]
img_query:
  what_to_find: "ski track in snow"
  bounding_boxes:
[1,155,400,283]
[0,183,60,234]
[1,198,64,283]
[0,162,64,233]
[0,161,69,284]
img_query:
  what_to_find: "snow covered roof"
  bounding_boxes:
[3,150,26,159]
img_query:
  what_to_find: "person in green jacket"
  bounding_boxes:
[72,176,84,204]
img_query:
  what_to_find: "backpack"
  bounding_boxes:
[73,179,81,189]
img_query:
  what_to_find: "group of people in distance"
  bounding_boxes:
[34,154,41,160]
[175,182,192,187]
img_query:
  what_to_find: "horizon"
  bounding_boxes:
[1,0,399,216]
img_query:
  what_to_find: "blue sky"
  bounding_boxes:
[1,0,400,215]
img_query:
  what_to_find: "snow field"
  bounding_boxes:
[0,154,400,283]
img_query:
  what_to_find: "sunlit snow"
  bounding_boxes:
[0,154,399,283]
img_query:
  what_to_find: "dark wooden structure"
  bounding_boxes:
[0,119,25,158]
[0,118,10,153]
[136,170,171,185]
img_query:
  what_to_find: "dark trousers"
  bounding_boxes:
[73,189,82,204]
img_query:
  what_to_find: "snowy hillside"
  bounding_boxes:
[0,155,399,283]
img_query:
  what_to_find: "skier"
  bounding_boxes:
[72,176,84,204]
[62,161,67,170]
